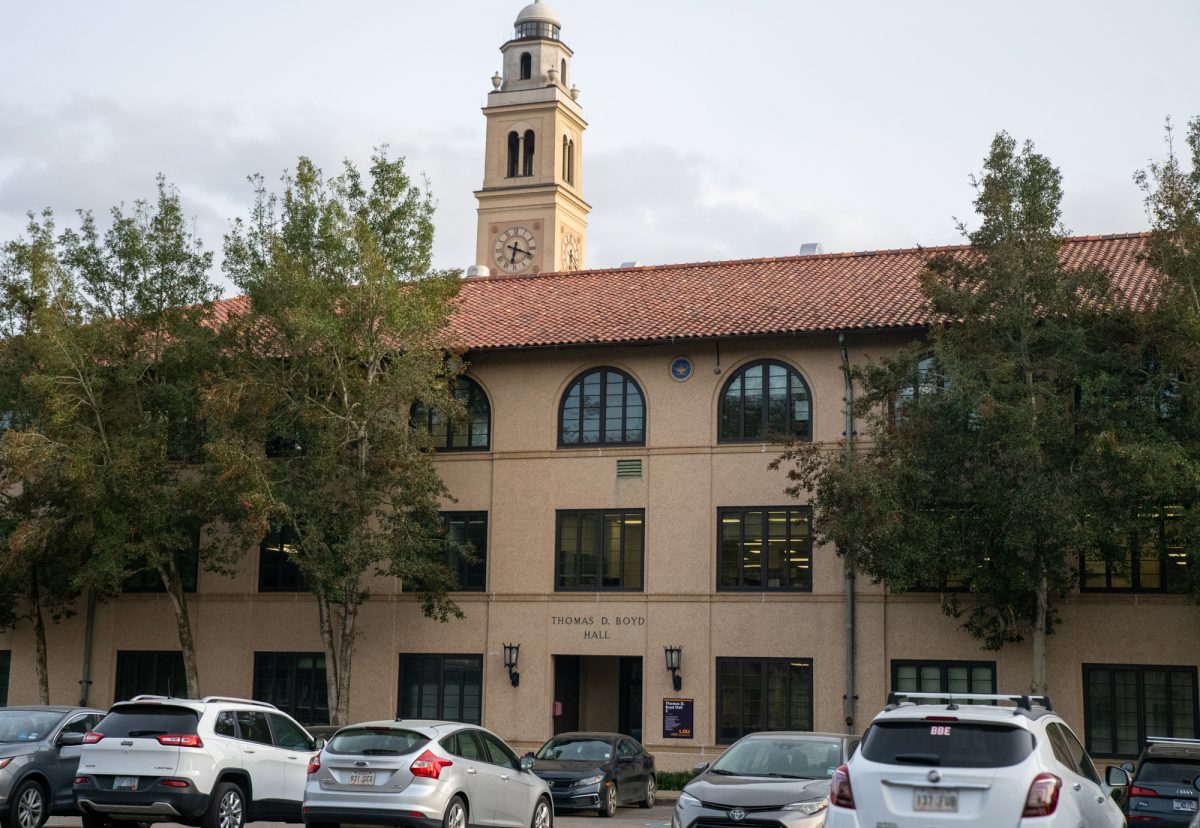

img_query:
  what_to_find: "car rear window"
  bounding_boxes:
[327,727,428,756]
[96,705,200,737]
[1137,759,1200,785]
[861,721,1035,768]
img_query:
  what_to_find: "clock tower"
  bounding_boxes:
[475,1,589,275]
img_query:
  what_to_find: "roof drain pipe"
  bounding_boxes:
[838,332,857,734]
[78,588,96,706]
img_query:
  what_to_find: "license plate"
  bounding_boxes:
[913,788,957,812]
[113,776,138,791]
[1174,800,1198,812]
[349,772,376,786]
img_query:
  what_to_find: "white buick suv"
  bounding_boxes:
[825,692,1125,827]
[73,696,322,828]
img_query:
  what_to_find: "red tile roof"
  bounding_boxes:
[211,233,1156,351]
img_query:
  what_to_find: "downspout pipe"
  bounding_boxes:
[838,333,857,733]
[78,589,96,706]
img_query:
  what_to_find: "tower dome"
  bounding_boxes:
[514,0,561,40]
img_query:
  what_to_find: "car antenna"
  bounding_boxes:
[946,692,958,711]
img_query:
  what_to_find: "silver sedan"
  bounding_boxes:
[301,720,552,828]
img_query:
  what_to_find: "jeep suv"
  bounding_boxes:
[73,696,321,828]
[825,692,1125,827]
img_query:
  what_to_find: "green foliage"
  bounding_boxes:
[655,770,696,791]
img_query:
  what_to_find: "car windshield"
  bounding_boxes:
[1138,759,1200,785]
[536,737,613,762]
[711,737,842,779]
[0,710,65,743]
[96,705,199,737]
[861,721,1035,768]
[327,727,428,756]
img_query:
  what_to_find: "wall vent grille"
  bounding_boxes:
[616,459,643,479]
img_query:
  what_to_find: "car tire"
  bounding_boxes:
[598,781,617,818]
[8,779,47,828]
[442,795,467,828]
[531,797,552,828]
[638,775,656,809]
[202,782,245,828]
[80,812,110,828]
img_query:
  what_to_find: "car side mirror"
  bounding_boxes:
[1119,761,1135,772]
[57,732,85,747]
[312,738,326,750]
[1194,773,1200,791]
[1105,766,1131,787]
[692,761,709,774]
[520,755,535,771]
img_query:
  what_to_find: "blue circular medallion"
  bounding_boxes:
[670,357,693,382]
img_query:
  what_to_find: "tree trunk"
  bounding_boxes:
[1031,569,1048,694]
[316,593,342,725]
[159,555,200,697]
[335,594,358,727]
[30,569,50,704]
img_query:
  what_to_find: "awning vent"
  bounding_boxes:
[616,459,643,479]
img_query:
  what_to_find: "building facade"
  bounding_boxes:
[2,0,1198,771]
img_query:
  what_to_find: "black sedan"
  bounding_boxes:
[530,732,656,817]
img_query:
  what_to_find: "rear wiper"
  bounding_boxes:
[893,753,941,765]
[127,730,167,737]
[361,749,402,755]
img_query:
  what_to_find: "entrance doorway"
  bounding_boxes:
[553,655,642,742]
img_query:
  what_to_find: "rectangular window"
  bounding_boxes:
[556,509,644,591]
[1081,507,1192,593]
[442,512,487,592]
[114,651,187,702]
[718,507,812,591]
[258,525,307,592]
[892,660,996,698]
[252,652,329,726]
[716,657,813,743]
[1083,663,1199,758]
[122,525,201,593]
[398,654,482,725]
[0,650,9,706]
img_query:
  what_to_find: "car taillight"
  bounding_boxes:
[1128,785,1158,797]
[410,749,453,780]
[83,732,104,744]
[160,779,190,788]
[307,754,321,774]
[73,776,90,785]
[157,734,203,748]
[1022,772,1061,816]
[830,764,855,808]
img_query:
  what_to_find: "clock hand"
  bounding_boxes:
[508,242,521,263]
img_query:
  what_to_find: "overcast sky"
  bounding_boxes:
[1,1,1196,291]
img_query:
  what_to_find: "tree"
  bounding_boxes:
[213,151,466,724]
[4,180,237,698]
[774,133,1120,693]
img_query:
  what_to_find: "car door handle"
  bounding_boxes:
[244,749,256,754]
[287,755,298,760]
[1095,795,1104,803]
[1072,783,1081,790]
[500,774,510,781]
[466,767,476,775]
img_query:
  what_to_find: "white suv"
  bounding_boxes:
[825,692,1124,827]
[73,696,321,828]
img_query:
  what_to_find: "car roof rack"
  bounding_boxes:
[127,694,173,702]
[884,692,1054,718]
[1147,737,1200,747]
[200,696,279,710]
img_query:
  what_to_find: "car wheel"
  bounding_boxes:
[442,795,467,828]
[9,779,47,828]
[638,775,656,809]
[202,782,245,828]
[531,797,552,828]
[598,781,617,818]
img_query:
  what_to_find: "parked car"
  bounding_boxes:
[301,719,552,828]
[530,731,656,816]
[672,731,858,828]
[825,692,1125,827]
[1106,736,1200,826]
[0,705,106,828]
[73,695,322,828]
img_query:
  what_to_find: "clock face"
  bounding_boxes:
[561,232,581,271]
[493,226,538,273]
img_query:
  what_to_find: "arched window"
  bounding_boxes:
[559,368,645,446]
[519,52,532,80]
[567,139,575,185]
[523,129,536,176]
[506,131,519,178]
[719,360,811,442]
[412,376,491,451]
[562,135,569,181]
[892,353,946,425]
[560,58,567,85]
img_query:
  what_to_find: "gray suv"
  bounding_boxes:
[0,706,106,828]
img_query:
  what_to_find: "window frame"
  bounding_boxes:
[718,359,813,444]
[555,508,645,592]
[557,367,646,448]
[1,650,12,706]
[412,376,492,453]
[114,650,187,702]
[397,654,484,725]
[1082,663,1199,759]
[252,651,330,726]
[441,511,488,592]
[890,659,997,697]
[1080,506,1192,593]
[716,656,814,744]
[717,506,813,592]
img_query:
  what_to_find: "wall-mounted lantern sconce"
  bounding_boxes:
[503,643,520,688]
[664,645,683,692]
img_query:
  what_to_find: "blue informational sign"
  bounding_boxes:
[670,357,693,382]
[663,698,694,739]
